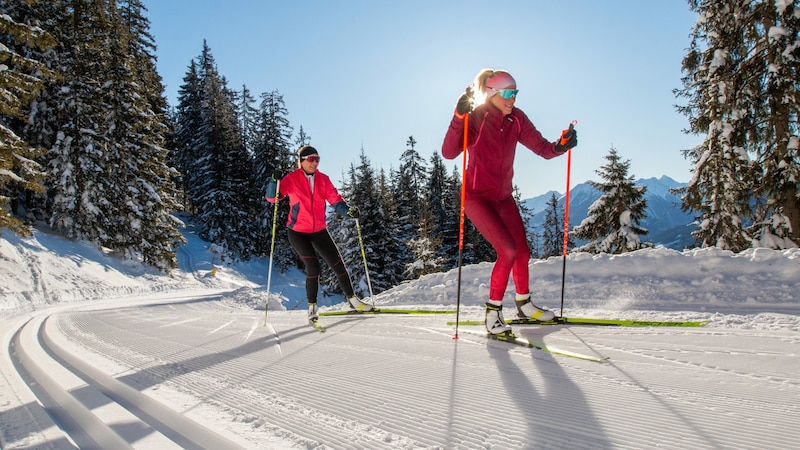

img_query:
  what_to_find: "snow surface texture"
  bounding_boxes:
[1,226,799,449]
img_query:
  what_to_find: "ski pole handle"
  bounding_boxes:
[558,120,578,146]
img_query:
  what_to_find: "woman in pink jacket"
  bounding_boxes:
[267,146,373,320]
[442,69,578,334]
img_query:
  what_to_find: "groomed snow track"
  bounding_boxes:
[8,308,245,449]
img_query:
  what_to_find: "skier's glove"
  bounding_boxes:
[272,169,284,180]
[347,206,360,219]
[455,85,474,117]
[554,126,578,153]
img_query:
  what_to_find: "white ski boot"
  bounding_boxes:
[515,295,555,322]
[308,302,319,321]
[348,296,374,312]
[485,302,512,335]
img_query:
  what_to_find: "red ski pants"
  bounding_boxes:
[465,195,530,301]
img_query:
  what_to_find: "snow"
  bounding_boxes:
[1,223,800,449]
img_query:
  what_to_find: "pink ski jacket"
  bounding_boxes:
[267,169,347,233]
[442,102,562,201]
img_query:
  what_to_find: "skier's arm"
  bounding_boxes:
[442,114,466,160]
[265,171,286,202]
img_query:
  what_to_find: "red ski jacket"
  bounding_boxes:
[442,102,561,201]
[266,169,347,233]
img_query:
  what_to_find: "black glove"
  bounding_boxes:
[455,85,474,116]
[555,127,578,153]
[347,206,360,219]
[272,169,284,180]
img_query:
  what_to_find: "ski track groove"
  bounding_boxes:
[49,300,800,449]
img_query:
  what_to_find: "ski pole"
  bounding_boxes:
[355,217,374,306]
[264,178,280,326]
[559,120,577,317]
[454,113,469,340]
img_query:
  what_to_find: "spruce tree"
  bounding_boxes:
[393,136,428,269]
[253,90,293,264]
[541,193,565,258]
[173,61,202,213]
[330,150,403,296]
[676,0,799,250]
[187,42,257,261]
[48,0,120,246]
[107,1,184,269]
[0,6,55,236]
[572,147,649,254]
[236,84,259,157]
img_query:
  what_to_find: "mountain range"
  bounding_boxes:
[523,176,696,250]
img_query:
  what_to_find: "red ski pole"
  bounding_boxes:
[559,120,577,317]
[454,113,469,340]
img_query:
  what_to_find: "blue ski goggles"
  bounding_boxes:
[491,88,519,99]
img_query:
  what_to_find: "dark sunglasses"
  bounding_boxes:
[302,155,320,163]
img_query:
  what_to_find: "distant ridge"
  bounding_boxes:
[523,176,695,250]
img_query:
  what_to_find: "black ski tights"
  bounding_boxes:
[287,228,355,303]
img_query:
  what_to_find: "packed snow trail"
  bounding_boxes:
[20,295,799,449]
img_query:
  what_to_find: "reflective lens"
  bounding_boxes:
[302,155,320,163]
[494,89,518,99]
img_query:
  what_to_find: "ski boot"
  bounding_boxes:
[348,296,374,312]
[485,302,512,335]
[515,295,555,322]
[308,302,319,321]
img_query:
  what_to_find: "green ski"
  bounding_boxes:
[449,317,706,327]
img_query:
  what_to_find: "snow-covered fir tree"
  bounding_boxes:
[676,0,799,250]
[426,151,459,270]
[172,61,202,213]
[235,84,259,160]
[329,150,404,297]
[572,147,649,254]
[0,6,55,236]
[541,193,568,258]
[183,42,258,261]
[253,90,294,264]
[102,1,184,269]
[392,136,428,269]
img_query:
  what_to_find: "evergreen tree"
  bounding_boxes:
[0,6,56,236]
[187,41,257,261]
[47,0,116,244]
[425,151,458,270]
[676,0,800,250]
[572,147,650,254]
[102,1,184,269]
[541,193,566,258]
[173,61,202,213]
[294,125,311,148]
[330,150,403,296]
[2,0,65,224]
[393,136,427,269]
[405,203,445,278]
[253,90,293,263]
[236,84,259,157]
[437,161,462,268]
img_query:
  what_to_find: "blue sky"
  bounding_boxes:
[144,0,700,199]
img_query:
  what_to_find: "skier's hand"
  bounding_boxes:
[455,85,474,116]
[555,127,578,152]
[272,169,284,180]
[347,206,360,219]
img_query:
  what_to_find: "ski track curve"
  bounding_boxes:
[5,294,799,449]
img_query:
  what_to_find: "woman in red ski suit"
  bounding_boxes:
[266,146,373,320]
[441,69,577,334]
